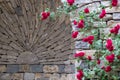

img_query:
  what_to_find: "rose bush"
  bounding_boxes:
[40,0,120,80]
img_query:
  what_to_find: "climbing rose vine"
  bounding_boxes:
[40,0,120,80]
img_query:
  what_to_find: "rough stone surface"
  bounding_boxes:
[49,73,60,80]
[11,73,23,80]
[30,65,43,72]
[113,13,120,19]
[0,0,71,64]
[101,1,110,7]
[17,51,38,64]
[6,65,19,73]
[19,65,30,72]
[0,73,11,80]
[75,0,92,4]
[107,20,120,28]
[106,7,120,13]
[43,65,59,73]
[75,41,89,49]
[0,65,6,72]
[64,65,75,73]
[24,73,35,80]
[35,73,42,80]
[58,65,65,73]
[0,0,120,80]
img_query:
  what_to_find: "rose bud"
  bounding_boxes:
[72,31,78,38]
[84,8,89,13]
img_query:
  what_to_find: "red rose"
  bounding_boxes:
[77,20,84,28]
[76,70,84,80]
[82,37,89,42]
[41,11,50,20]
[83,35,94,42]
[105,66,112,72]
[117,55,120,59]
[87,35,94,41]
[87,56,92,61]
[82,35,94,45]
[72,31,78,38]
[111,53,115,57]
[80,20,84,23]
[67,0,75,5]
[73,20,77,25]
[97,59,101,65]
[106,54,115,63]
[106,39,113,46]
[99,9,106,18]
[112,0,118,6]
[84,8,89,13]
[106,39,114,51]
[74,51,85,58]
[110,24,120,35]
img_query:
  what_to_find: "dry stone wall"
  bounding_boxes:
[0,0,120,80]
[0,64,75,80]
[0,0,73,64]
[0,0,75,80]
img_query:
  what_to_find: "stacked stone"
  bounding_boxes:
[0,0,75,80]
[0,64,75,80]
[0,0,120,80]
[0,0,73,64]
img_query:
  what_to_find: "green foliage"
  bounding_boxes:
[43,1,120,80]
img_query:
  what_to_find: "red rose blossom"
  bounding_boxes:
[117,55,120,60]
[76,70,84,80]
[112,0,118,6]
[106,39,114,51]
[88,40,93,45]
[41,11,50,20]
[84,8,89,13]
[87,36,94,41]
[67,0,75,5]
[74,51,85,58]
[47,12,50,16]
[82,35,94,45]
[110,24,120,35]
[72,31,78,38]
[106,54,115,63]
[97,59,101,65]
[73,20,78,25]
[77,20,84,28]
[87,56,92,61]
[99,9,106,18]
[105,66,112,72]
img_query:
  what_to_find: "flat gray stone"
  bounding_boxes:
[58,65,65,73]
[30,65,43,72]
[37,77,49,80]
[7,65,19,73]
[0,73,11,80]
[24,73,35,80]
[64,65,75,73]
[75,41,89,49]
[113,13,120,19]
